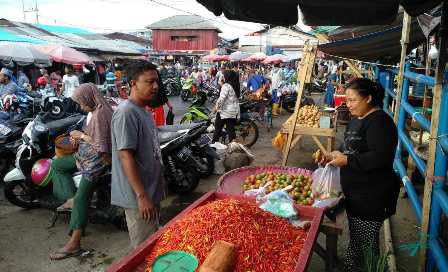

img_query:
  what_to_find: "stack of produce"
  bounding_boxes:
[284,105,321,128]
[145,199,308,272]
[243,172,314,206]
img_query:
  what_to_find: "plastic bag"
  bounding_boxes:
[166,109,174,125]
[311,164,342,201]
[272,132,286,151]
[258,190,297,219]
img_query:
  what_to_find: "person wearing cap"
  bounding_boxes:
[0,68,19,97]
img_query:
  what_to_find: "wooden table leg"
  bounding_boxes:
[326,233,339,272]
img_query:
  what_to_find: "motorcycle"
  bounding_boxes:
[180,77,198,101]
[29,87,66,119]
[158,122,216,193]
[163,77,182,96]
[0,117,31,180]
[180,93,259,147]
[200,81,220,103]
[3,114,126,230]
[308,78,327,95]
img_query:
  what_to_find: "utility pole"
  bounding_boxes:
[34,0,39,24]
[22,0,39,23]
[21,0,26,22]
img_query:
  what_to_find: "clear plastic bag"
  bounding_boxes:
[258,190,297,219]
[311,164,342,202]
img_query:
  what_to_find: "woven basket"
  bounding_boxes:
[55,134,78,157]
[216,165,312,196]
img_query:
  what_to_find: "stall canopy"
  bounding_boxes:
[196,0,442,26]
[317,17,426,62]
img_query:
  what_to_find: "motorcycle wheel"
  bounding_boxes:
[166,167,200,194]
[193,152,215,178]
[49,100,65,119]
[181,90,189,101]
[235,120,259,148]
[4,180,39,209]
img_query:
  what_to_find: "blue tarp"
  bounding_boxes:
[0,29,44,44]
[34,24,93,35]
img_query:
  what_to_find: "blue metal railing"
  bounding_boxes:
[380,63,448,271]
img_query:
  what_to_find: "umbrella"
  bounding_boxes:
[34,44,92,65]
[249,52,267,61]
[263,54,290,64]
[0,42,52,67]
[229,51,250,61]
[214,55,230,62]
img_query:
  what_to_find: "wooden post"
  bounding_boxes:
[314,33,363,78]
[419,2,448,269]
[282,42,317,166]
[393,12,412,124]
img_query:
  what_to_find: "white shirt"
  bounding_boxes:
[62,74,79,98]
[216,83,240,119]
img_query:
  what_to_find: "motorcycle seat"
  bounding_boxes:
[46,115,84,137]
[158,131,184,144]
[158,122,204,132]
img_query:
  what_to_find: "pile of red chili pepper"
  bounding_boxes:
[145,199,308,272]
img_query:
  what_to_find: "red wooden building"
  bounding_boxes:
[148,15,221,55]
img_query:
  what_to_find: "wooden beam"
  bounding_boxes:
[419,2,448,269]
[393,12,412,124]
[315,33,363,78]
[282,42,317,166]
[311,135,328,154]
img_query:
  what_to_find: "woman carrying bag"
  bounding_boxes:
[212,70,240,143]
[321,78,400,271]
[50,83,113,260]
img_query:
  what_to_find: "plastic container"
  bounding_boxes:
[107,191,324,272]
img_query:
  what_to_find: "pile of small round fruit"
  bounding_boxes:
[242,172,314,206]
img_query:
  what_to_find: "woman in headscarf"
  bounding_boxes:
[50,83,113,260]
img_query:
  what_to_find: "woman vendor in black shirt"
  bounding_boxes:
[321,78,400,271]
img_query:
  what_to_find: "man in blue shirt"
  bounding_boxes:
[246,70,266,92]
[0,68,19,97]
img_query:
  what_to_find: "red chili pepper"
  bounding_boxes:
[145,199,307,272]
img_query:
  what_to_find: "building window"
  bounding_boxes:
[171,36,197,42]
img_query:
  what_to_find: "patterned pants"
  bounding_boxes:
[345,216,383,271]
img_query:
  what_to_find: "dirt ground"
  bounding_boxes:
[0,99,421,272]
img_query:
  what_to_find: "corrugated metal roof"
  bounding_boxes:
[147,15,221,32]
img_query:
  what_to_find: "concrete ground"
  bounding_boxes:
[0,95,420,272]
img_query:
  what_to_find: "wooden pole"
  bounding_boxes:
[419,2,448,269]
[282,42,316,166]
[314,33,363,78]
[393,12,412,124]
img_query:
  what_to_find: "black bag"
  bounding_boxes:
[166,109,174,125]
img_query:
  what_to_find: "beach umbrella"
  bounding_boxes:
[34,44,92,65]
[229,51,250,61]
[0,42,52,67]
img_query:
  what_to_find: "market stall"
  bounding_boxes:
[108,191,324,272]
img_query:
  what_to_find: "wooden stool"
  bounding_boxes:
[314,213,344,272]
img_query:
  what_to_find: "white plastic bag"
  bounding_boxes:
[258,190,297,219]
[311,164,342,201]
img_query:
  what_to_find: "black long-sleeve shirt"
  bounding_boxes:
[341,110,400,221]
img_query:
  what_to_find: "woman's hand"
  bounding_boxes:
[70,130,84,140]
[328,151,348,167]
[318,152,333,165]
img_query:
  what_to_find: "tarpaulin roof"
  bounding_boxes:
[196,0,442,26]
[34,24,93,35]
[0,29,43,43]
[317,18,425,62]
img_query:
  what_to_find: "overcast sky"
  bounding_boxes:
[0,0,310,39]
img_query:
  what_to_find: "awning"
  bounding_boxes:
[86,54,106,62]
[317,18,425,62]
[196,0,442,26]
[0,29,44,44]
